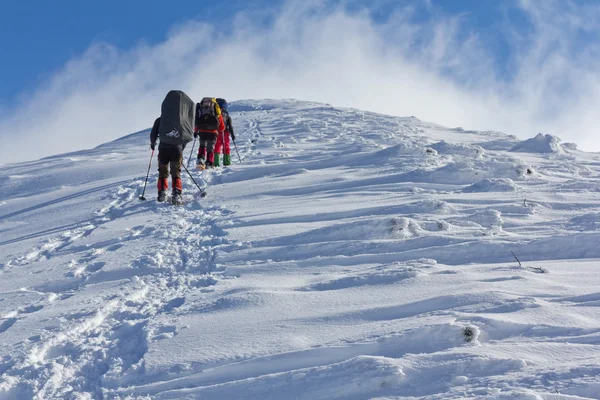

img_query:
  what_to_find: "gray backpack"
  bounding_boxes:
[195,97,221,131]
[158,90,194,146]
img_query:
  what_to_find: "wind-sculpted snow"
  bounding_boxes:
[1,99,600,398]
[510,133,566,154]
[430,140,486,158]
[463,178,520,193]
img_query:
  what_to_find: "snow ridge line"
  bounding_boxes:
[0,181,233,399]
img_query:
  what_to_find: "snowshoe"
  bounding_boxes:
[196,157,206,170]
[157,190,167,202]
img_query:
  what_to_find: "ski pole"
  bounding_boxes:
[181,161,207,198]
[186,137,197,169]
[232,138,242,163]
[139,149,155,201]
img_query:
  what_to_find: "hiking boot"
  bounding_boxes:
[214,153,221,167]
[171,189,183,205]
[223,154,231,166]
[196,157,206,170]
[157,190,167,202]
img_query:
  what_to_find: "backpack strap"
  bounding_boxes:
[212,98,221,116]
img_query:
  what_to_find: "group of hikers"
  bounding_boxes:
[149,90,236,204]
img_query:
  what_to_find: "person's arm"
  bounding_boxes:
[150,117,160,149]
[194,103,201,135]
[227,115,235,140]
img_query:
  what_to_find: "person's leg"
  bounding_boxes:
[206,136,216,167]
[157,148,169,201]
[197,137,207,165]
[223,131,231,166]
[214,131,223,167]
[169,146,183,195]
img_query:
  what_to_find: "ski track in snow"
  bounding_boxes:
[1,100,600,399]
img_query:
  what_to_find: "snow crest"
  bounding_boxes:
[1,100,599,399]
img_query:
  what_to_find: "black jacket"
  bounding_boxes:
[150,117,160,146]
[223,111,235,140]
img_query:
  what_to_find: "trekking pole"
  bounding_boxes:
[186,137,197,169]
[181,162,207,198]
[139,149,155,201]
[232,139,242,163]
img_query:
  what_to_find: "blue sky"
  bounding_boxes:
[1,0,520,106]
[2,0,600,162]
[0,0,267,106]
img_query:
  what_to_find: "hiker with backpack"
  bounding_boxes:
[150,90,195,204]
[214,98,236,166]
[195,97,225,170]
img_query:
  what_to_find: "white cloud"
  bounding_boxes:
[2,0,600,163]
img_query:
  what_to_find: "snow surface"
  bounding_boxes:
[1,99,600,399]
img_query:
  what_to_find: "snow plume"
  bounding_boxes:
[2,0,600,163]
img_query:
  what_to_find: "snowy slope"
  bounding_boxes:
[1,99,600,399]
